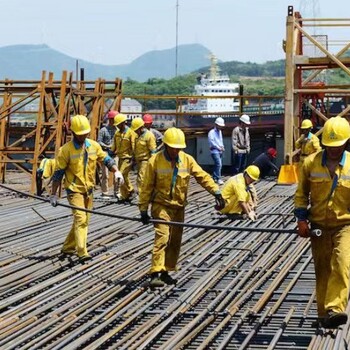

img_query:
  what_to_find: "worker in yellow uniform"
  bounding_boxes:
[36,157,56,196]
[294,116,350,328]
[50,115,123,263]
[130,117,156,193]
[111,113,136,201]
[295,119,321,164]
[138,127,225,288]
[218,165,260,221]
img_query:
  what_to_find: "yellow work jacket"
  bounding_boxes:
[56,139,107,194]
[295,132,321,161]
[135,129,156,162]
[219,173,254,214]
[39,158,56,179]
[112,127,136,159]
[139,150,219,211]
[295,150,350,228]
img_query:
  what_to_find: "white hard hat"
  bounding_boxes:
[240,114,251,125]
[215,117,225,127]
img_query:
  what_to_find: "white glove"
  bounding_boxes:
[247,210,257,221]
[114,170,124,185]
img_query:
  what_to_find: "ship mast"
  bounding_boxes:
[209,54,220,81]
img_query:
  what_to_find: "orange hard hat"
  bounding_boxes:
[143,114,153,124]
[108,110,119,119]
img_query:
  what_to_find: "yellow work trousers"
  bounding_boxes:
[118,158,134,200]
[149,203,185,273]
[136,160,148,193]
[62,192,93,258]
[311,225,350,316]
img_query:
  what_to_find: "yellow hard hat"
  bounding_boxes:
[245,165,260,181]
[70,115,91,135]
[300,119,313,129]
[114,113,127,126]
[131,117,144,131]
[322,116,350,147]
[163,127,186,149]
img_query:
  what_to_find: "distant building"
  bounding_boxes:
[120,98,142,120]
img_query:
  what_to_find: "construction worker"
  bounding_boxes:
[143,113,163,151]
[50,115,123,263]
[111,113,136,201]
[208,117,225,185]
[131,117,156,192]
[294,116,350,328]
[97,110,117,197]
[252,148,279,178]
[138,127,225,288]
[36,157,56,196]
[217,165,260,221]
[295,119,321,163]
[232,114,251,174]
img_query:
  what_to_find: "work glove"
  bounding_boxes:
[50,195,58,207]
[140,211,151,225]
[114,170,124,185]
[247,210,257,221]
[297,220,310,238]
[214,193,225,211]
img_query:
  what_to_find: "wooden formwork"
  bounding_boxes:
[0,71,122,193]
[284,6,350,163]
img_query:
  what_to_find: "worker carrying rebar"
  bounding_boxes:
[294,116,350,329]
[97,110,117,197]
[130,117,156,193]
[111,113,136,201]
[36,157,56,196]
[50,115,123,263]
[295,119,321,164]
[217,165,260,221]
[138,127,225,288]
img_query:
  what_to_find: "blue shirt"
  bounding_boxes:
[208,127,224,154]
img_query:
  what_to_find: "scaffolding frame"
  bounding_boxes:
[284,6,350,163]
[0,71,122,193]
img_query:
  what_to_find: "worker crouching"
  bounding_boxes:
[294,116,350,328]
[50,115,123,263]
[217,165,260,221]
[138,127,225,288]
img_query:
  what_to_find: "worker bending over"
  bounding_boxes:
[138,127,225,288]
[131,117,156,193]
[50,115,123,263]
[295,116,350,328]
[218,165,260,221]
[111,113,136,201]
[295,119,321,164]
[252,148,279,179]
[36,157,56,196]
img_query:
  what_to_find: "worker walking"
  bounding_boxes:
[217,165,260,221]
[252,148,279,178]
[131,117,156,193]
[97,110,117,197]
[36,157,56,196]
[294,116,350,328]
[111,113,136,201]
[208,117,225,184]
[143,114,163,151]
[232,114,251,174]
[138,127,225,288]
[295,119,321,163]
[50,115,123,263]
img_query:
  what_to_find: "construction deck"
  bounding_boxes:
[0,176,349,349]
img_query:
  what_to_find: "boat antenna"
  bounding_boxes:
[175,0,179,77]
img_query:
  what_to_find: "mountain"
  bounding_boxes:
[0,44,212,82]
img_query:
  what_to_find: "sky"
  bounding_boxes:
[0,0,347,65]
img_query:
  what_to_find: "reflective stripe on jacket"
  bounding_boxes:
[139,150,219,211]
[295,150,350,228]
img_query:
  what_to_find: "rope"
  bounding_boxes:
[0,183,298,234]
